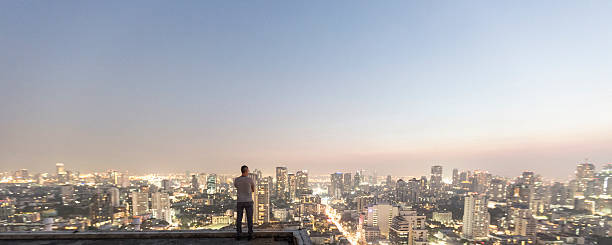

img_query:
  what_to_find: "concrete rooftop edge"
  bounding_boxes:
[0,230,311,245]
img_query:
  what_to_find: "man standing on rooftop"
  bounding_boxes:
[234,165,255,240]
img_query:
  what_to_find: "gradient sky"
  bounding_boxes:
[1,1,612,179]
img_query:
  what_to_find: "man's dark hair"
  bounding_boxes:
[241,165,248,174]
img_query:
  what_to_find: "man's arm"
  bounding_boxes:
[251,179,256,193]
[234,177,238,188]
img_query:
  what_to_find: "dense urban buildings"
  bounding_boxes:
[461,194,490,241]
[1,161,611,244]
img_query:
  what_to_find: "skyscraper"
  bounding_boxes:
[430,165,443,195]
[89,190,112,224]
[462,194,490,240]
[396,179,409,203]
[601,163,612,195]
[330,173,343,199]
[519,171,535,185]
[576,162,596,179]
[288,173,297,201]
[162,179,171,190]
[343,172,352,194]
[296,170,309,195]
[489,178,507,201]
[131,191,149,216]
[471,170,490,194]
[386,175,394,187]
[60,185,74,204]
[152,192,172,222]
[248,171,260,222]
[514,209,536,239]
[575,162,595,196]
[56,163,65,176]
[56,163,67,183]
[353,172,361,189]
[366,204,399,238]
[452,168,459,187]
[191,174,199,190]
[121,171,130,188]
[109,170,119,185]
[256,177,271,224]
[108,187,120,207]
[355,195,374,212]
[398,178,424,204]
[276,167,288,199]
[206,174,217,194]
[550,182,570,205]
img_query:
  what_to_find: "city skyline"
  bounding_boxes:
[2,160,610,244]
[2,1,612,178]
[2,160,609,183]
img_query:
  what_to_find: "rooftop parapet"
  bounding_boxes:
[0,230,312,245]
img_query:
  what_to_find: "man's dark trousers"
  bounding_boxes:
[236,201,253,236]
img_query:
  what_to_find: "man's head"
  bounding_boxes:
[241,165,249,176]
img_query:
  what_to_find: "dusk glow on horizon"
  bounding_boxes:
[1,1,612,179]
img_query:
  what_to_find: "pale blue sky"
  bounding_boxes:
[1,1,611,178]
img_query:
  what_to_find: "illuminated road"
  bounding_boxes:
[324,205,362,245]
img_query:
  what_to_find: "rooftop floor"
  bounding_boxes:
[0,230,311,245]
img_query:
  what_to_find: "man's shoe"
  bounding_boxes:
[247,234,253,241]
[235,234,241,240]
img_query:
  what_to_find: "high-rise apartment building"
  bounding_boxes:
[276,167,288,199]
[288,173,297,201]
[191,175,199,190]
[396,179,409,203]
[109,170,119,185]
[355,195,374,212]
[343,173,352,194]
[353,172,361,188]
[430,165,443,195]
[397,178,424,204]
[601,163,612,195]
[550,182,570,205]
[520,171,535,185]
[60,185,74,204]
[152,192,172,222]
[452,168,459,187]
[256,177,271,224]
[462,194,490,240]
[108,187,120,207]
[296,170,309,194]
[489,178,507,201]
[386,175,394,187]
[471,170,490,194]
[514,209,536,238]
[56,163,65,176]
[366,204,399,238]
[575,162,595,196]
[206,174,217,194]
[330,173,343,199]
[89,191,112,224]
[248,171,260,221]
[162,179,171,190]
[56,163,68,183]
[121,171,130,188]
[131,191,149,216]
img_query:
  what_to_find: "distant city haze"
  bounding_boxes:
[1,1,612,179]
